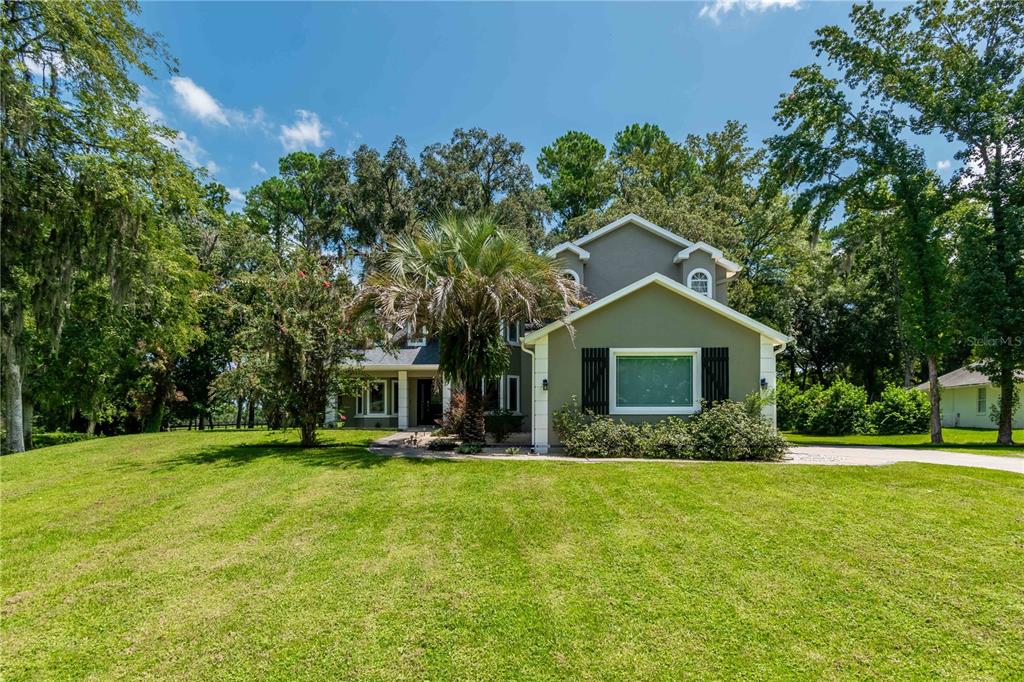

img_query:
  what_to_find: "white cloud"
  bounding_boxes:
[163,131,219,175]
[169,76,267,131]
[699,0,800,23]
[936,159,952,171]
[279,110,331,151]
[251,161,267,174]
[227,187,245,205]
[170,76,230,125]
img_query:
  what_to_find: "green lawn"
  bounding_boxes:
[784,427,1024,456]
[3,430,1022,680]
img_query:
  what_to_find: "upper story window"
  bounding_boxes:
[688,269,712,297]
[562,269,580,285]
[406,323,428,347]
[502,321,520,345]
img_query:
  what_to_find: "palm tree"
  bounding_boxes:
[359,213,582,442]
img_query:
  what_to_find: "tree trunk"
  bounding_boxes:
[4,353,25,453]
[462,379,486,443]
[996,367,1015,446]
[22,401,33,450]
[87,417,97,436]
[198,412,206,431]
[926,354,943,445]
[247,400,256,428]
[235,397,244,429]
[299,419,317,447]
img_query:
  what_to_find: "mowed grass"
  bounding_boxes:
[3,430,1023,680]
[784,427,1024,456]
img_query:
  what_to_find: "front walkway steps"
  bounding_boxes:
[369,434,1023,474]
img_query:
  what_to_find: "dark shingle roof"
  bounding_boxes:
[356,340,440,367]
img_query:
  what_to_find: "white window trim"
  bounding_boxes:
[390,379,399,415]
[502,321,521,346]
[406,323,428,347]
[505,375,520,414]
[363,379,388,416]
[479,375,523,413]
[609,348,701,415]
[977,387,987,414]
[562,268,580,284]
[687,268,713,298]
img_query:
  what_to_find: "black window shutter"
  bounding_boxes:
[581,348,609,414]
[701,347,730,404]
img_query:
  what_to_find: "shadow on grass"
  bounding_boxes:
[154,439,456,471]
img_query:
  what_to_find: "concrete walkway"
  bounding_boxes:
[370,433,1023,474]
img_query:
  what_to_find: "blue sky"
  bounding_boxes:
[136,1,957,210]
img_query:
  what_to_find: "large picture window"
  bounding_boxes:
[610,349,700,415]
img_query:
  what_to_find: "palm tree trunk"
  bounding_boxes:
[462,378,486,443]
[926,354,943,445]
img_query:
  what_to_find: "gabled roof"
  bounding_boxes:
[572,213,693,250]
[915,365,1024,390]
[673,241,742,275]
[547,242,591,261]
[355,340,440,369]
[524,272,791,346]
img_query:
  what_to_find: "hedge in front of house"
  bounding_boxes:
[552,397,786,461]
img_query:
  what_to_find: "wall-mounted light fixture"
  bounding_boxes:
[760,378,769,389]
[542,379,549,391]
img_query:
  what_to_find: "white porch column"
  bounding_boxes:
[532,337,550,453]
[442,380,452,414]
[759,336,778,428]
[398,371,409,430]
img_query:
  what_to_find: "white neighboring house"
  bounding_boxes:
[916,365,1024,429]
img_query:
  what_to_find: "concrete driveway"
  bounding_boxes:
[786,446,1023,474]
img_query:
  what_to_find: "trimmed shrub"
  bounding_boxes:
[804,380,870,435]
[485,409,524,443]
[552,396,785,461]
[455,441,483,454]
[869,384,930,435]
[689,400,788,461]
[32,431,97,449]
[427,438,458,451]
[775,380,802,431]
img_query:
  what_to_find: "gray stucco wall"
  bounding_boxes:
[576,223,682,299]
[545,282,761,444]
[558,221,732,305]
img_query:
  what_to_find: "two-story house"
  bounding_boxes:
[330,214,791,453]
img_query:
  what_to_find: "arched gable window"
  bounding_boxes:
[562,269,580,284]
[687,268,712,297]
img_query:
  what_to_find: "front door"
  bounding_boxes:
[416,379,440,426]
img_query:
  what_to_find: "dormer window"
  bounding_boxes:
[688,269,712,297]
[406,323,428,347]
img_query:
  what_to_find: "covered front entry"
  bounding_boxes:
[416,378,443,426]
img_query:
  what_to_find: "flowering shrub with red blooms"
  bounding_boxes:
[244,251,376,446]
